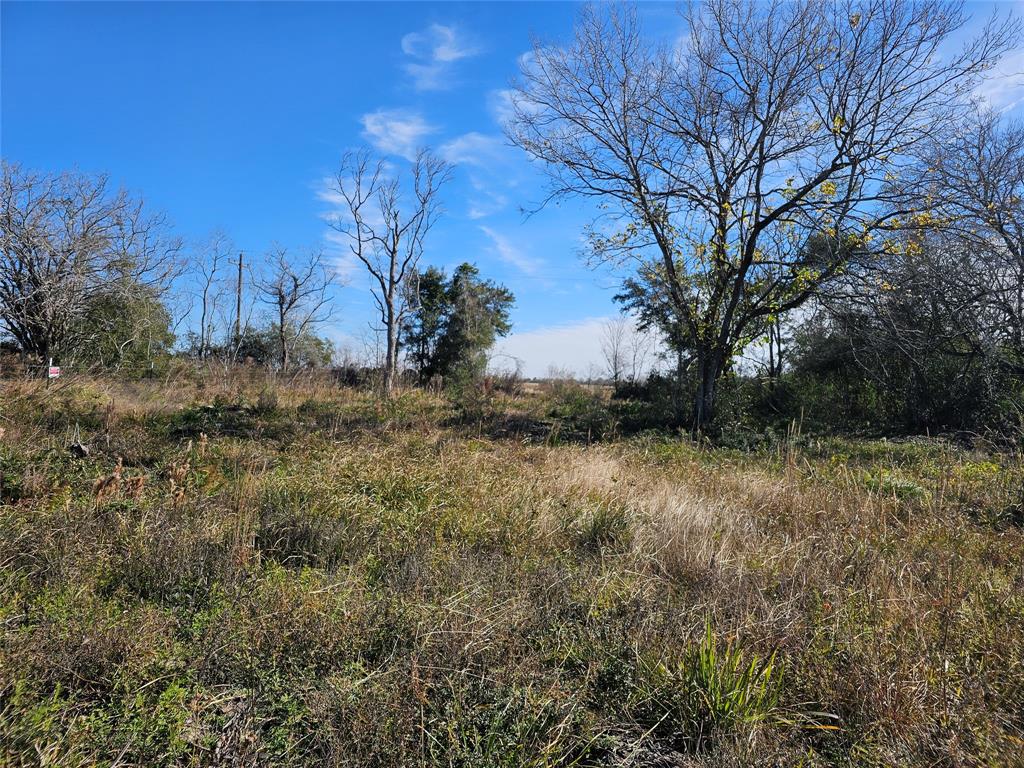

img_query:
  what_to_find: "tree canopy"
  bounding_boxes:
[402,263,514,385]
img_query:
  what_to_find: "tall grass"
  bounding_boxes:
[0,376,1021,766]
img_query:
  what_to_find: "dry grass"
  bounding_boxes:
[0,375,1022,766]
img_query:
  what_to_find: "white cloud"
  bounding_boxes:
[464,169,510,219]
[321,230,361,281]
[467,186,508,220]
[516,48,540,75]
[314,176,387,280]
[439,131,510,167]
[441,132,525,218]
[487,89,518,125]
[401,23,477,62]
[975,48,1024,112]
[360,109,437,160]
[479,225,543,275]
[487,50,549,127]
[313,174,389,233]
[314,177,346,207]
[400,23,480,91]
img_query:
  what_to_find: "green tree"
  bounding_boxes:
[401,263,514,385]
[401,267,448,384]
[233,324,333,369]
[79,288,175,373]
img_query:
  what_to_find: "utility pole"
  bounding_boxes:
[234,251,244,347]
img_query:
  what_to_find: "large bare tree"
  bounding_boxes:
[0,162,181,364]
[509,0,1017,427]
[328,149,451,395]
[255,247,333,371]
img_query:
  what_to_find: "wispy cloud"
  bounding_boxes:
[440,132,523,218]
[314,176,346,208]
[975,48,1024,112]
[314,176,387,280]
[400,23,480,91]
[314,174,388,228]
[321,231,362,281]
[467,187,508,220]
[439,132,509,167]
[488,51,546,128]
[360,108,437,160]
[479,225,544,276]
[487,89,517,126]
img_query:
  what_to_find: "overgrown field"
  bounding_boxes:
[1,376,1022,767]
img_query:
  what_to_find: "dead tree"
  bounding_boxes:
[328,149,451,396]
[191,231,234,359]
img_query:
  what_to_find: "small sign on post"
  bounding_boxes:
[47,365,61,379]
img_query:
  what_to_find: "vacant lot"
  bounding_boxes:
[1,376,1022,767]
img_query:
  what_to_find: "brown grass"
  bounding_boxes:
[0,374,1021,766]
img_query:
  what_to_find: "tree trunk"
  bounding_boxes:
[199,296,208,359]
[278,305,288,371]
[693,349,723,431]
[384,303,398,396]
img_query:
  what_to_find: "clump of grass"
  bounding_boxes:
[864,469,929,502]
[621,619,786,752]
[572,500,632,553]
[684,619,785,730]
[423,679,599,767]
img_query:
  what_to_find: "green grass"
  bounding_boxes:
[0,375,1022,766]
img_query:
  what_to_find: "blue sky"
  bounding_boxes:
[4,1,1024,375]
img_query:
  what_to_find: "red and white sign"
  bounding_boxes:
[47,366,61,379]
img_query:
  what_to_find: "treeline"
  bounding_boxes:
[0,160,514,386]
[6,0,1024,442]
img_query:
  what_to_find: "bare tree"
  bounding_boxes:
[626,322,653,383]
[601,314,656,385]
[509,1,1017,427]
[256,247,333,371]
[600,316,628,385]
[190,231,235,359]
[328,149,451,395]
[925,110,1024,371]
[0,162,181,364]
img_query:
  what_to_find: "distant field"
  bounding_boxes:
[1,376,1022,766]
